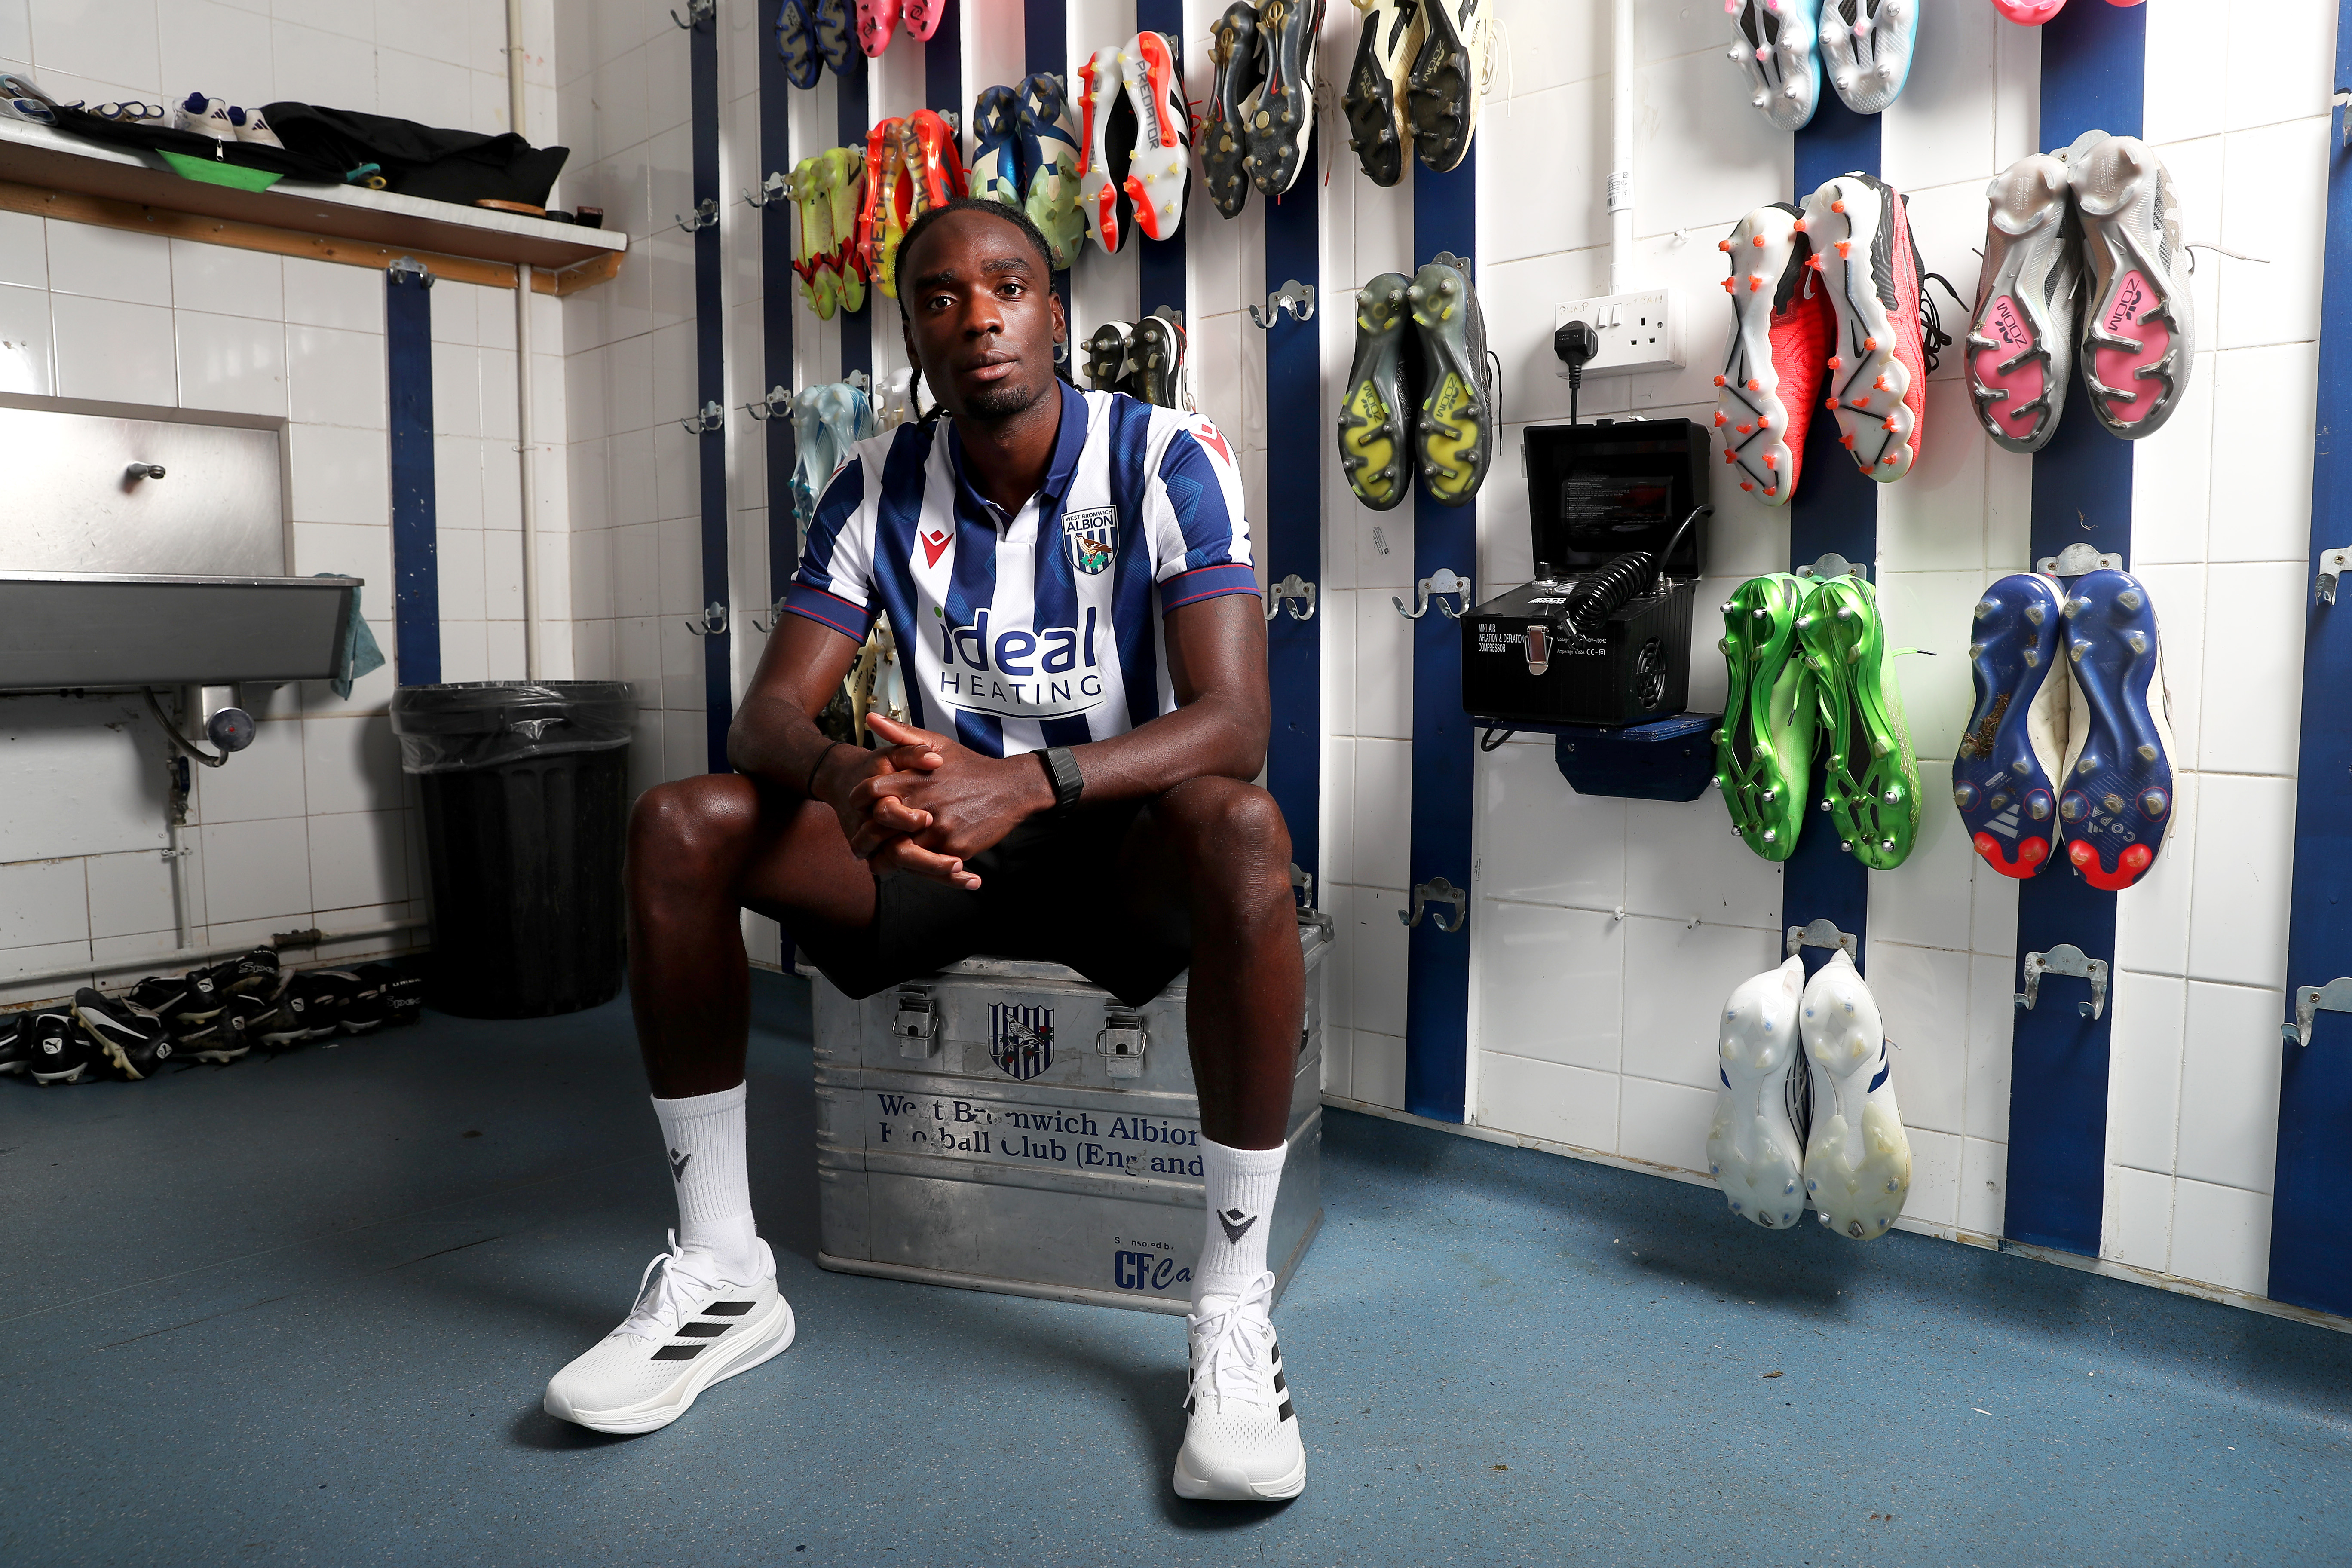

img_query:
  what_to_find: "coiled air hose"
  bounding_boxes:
[1555,502,1715,640]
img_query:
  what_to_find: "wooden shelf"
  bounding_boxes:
[0,117,625,295]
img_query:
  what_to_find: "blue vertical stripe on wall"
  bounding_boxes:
[839,60,872,380]
[763,0,799,600]
[1263,133,1319,907]
[2267,0,2352,1316]
[1404,149,1476,1124]
[690,7,733,773]
[385,265,439,687]
[2002,0,2144,1259]
[925,3,961,116]
[1782,94,1881,984]
[1024,0,1072,331]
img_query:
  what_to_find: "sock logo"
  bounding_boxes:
[668,1148,692,1182]
[1217,1207,1256,1246]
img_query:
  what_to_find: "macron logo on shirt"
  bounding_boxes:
[919,527,951,568]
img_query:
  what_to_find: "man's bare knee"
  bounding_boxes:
[628,776,759,892]
[1160,778,1293,879]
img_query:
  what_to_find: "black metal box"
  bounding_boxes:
[1461,418,1711,729]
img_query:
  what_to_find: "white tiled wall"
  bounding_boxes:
[1309,0,2334,1317]
[0,0,570,1003]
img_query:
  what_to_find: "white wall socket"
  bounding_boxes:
[1552,290,1686,378]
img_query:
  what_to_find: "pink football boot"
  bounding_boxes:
[855,0,900,57]
[901,0,943,39]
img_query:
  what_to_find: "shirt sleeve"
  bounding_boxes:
[781,456,879,640]
[1149,416,1260,612]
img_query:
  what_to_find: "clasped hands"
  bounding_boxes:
[808,713,1057,891]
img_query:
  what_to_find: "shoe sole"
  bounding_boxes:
[1121,33,1189,241]
[854,0,894,57]
[2074,136,2192,438]
[1728,0,1820,132]
[71,1004,160,1080]
[1343,0,1415,188]
[544,1296,797,1435]
[1077,46,1132,255]
[1800,956,1911,1242]
[1203,6,1261,217]
[1797,575,1919,870]
[1801,172,1919,482]
[1127,317,1184,407]
[1955,572,2068,878]
[777,0,821,88]
[1407,258,1489,506]
[1084,323,1131,392]
[1339,273,1413,511]
[2058,570,2175,891]
[31,1064,86,1084]
[1712,575,1813,862]
[1250,0,1323,194]
[820,149,867,311]
[970,86,1023,207]
[1017,77,1086,270]
[1967,154,2077,453]
[1406,0,1480,173]
[1715,203,1810,505]
[1706,957,1810,1231]
[1819,0,1916,115]
[1172,1446,1308,1501]
[810,0,855,70]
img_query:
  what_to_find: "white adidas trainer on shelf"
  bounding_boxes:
[1799,949,1912,1240]
[542,1234,796,1434]
[1706,955,1811,1231]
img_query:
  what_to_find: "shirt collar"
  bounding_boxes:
[945,381,1090,527]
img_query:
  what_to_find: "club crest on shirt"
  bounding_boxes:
[989,1003,1054,1081]
[1063,508,1118,575]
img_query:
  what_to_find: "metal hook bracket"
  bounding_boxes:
[685,601,729,638]
[743,170,790,208]
[1793,553,1868,583]
[2318,546,2352,606]
[1400,877,1468,933]
[1394,568,1471,621]
[2037,542,2123,578]
[386,256,434,288]
[671,0,714,28]
[2017,943,2109,1020]
[1784,918,1859,963]
[678,401,725,435]
[674,196,720,234]
[743,385,793,422]
[749,597,790,634]
[1264,574,1318,622]
[1249,280,1317,329]
[2285,977,2352,1047]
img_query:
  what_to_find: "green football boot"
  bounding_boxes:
[1796,573,1921,870]
[1713,573,1816,861]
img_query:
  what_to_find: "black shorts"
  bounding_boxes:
[786,800,1192,1009]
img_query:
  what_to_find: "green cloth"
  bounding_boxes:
[316,576,386,699]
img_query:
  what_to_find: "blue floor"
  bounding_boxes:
[6,971,2351,1565]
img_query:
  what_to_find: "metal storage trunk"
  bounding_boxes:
[811,918,1329,1315]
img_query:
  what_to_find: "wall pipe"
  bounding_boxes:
[508,0,542,680]
[1,920,429,994]
[1609,0,1635,291]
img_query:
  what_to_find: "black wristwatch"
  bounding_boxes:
[1038,746,1084,813]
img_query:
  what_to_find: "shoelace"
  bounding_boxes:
[1918,271,1964,374]
[619,1231,727,1343]
[1188,1271,1280,1411]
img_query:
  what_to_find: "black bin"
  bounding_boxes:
[389,681,636,1018]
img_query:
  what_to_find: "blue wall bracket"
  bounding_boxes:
[761,0,799,602]
[1264,130,1321,916]
[385,260,439,687]
[688,0,732,772]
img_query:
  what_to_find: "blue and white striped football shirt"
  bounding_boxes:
[781,384,1260,759]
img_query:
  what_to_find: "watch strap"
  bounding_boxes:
[1039,746,1084,812]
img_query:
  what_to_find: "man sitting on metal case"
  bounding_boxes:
[541,199,1311,1504]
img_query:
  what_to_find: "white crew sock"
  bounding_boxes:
[1194,1136,1286,1307]
[651,1084,760,1281]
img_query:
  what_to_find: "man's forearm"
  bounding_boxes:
[726,693,852,798]
[1054,694,1266,807]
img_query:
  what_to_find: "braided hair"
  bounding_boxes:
[894,198,1069,424]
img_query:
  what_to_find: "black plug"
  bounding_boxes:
[1553,319,1600,423]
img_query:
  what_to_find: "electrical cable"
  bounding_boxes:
[1479,726,1517,752]
[141,688,229,768]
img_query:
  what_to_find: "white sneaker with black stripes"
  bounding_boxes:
[542,1234,795,1435]
[1173,1271,1306,1501]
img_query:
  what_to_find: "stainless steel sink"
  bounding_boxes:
[0,572,360,692]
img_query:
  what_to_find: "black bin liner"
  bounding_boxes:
[390,682,635,1019]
